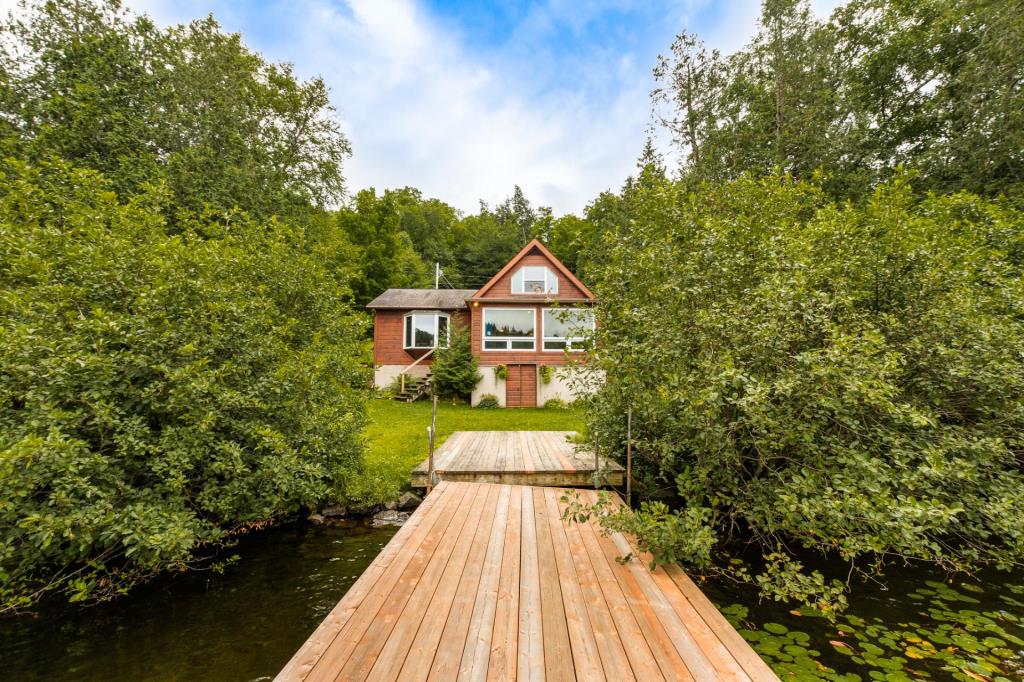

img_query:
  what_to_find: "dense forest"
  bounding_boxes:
[0,0,1022,613]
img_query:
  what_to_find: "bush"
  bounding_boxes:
[0,159,368,611]
[538,365,554,384]
[430,321,480,399]
[493,364,508,381]
[543,398,569,410]
[581,171,1024,609]
[475,394,500,409]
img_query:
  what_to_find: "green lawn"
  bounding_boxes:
[344,399,583,508]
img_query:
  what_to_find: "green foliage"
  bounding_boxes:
[543,398,569,409]
[654,0,1024,203]
[581,170,1024,608]
[430,322,480,400]
[722,576,1024,680]
[492,365,508,381]
[0,159,367,611]
[336,188,431,304]
[538,365,554,385]
[475,394,500,409]
[0,0,351,221]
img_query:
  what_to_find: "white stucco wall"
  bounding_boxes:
[470,365,601,407]
[374,363,430,390]
[471,367,507,406]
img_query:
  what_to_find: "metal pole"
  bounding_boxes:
[435,262,440,289]
[427,394,438,493]
[593,429,600,488]
[626,407,633,507]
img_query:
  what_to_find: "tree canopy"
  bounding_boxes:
[654,0,1024,203]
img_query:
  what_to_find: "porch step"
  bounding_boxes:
[393,373,432,402]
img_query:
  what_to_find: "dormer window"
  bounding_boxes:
[512,266,558,295]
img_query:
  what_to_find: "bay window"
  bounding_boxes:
[542,308,594,351]
[482,308,535,350]
[403,312,449,349]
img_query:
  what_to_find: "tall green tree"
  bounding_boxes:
[832,0,1024,201]
[337,188,430,305]
[0,0,350,221]
[654,0,1024,202]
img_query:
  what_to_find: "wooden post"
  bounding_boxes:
[593,430,600,489]
[426,394,438,493]
[626,407,633,508]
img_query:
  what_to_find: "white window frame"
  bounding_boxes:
[481,307,536,351]
[542,307,595,352]
[403,311,450,350]
[511,265,558,295]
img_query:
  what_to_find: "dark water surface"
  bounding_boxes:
[3,520,1023,681]
[705,562,1024,681]
[1,521,396,681]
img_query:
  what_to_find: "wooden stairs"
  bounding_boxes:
[395,373,431,402]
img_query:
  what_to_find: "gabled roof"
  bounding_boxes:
[365,289,476,310]
[470,239,595,300]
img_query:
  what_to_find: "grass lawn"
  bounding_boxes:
[346,398,583,508]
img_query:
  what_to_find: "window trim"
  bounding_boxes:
[481,307,536,352]
[403,311,450,350]
[541,307,595,353]
[511,265,558,295]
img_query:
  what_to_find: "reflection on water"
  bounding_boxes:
[1,521,396,681]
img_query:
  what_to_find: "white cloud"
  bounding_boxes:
[120,0,659,214]
[9,0,851,215]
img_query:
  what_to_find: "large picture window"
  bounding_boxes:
[482,308,535,351]
[542,308,594,352]
[511,266,558,294]
[404,312,449,349]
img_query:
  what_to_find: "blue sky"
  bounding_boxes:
[8,0,841,213]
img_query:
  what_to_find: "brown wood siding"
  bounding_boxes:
[505,364,537,407]
[373,309,468,366]
[468,303,591,366]
[479,250,588,299]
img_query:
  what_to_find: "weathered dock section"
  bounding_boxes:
[411,431,624,488]
[277,481,778,681]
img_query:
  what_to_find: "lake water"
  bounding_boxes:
[1,521,397,681]
[2,522,1022,681]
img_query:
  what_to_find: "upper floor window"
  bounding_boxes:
[404,312,449,350]
[511,266,558,295]
[542,308,594,351]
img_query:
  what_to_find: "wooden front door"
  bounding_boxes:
[505,364,537,407]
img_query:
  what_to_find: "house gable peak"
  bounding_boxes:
[471,239,594,300]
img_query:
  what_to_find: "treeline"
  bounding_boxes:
[338,184,602,305]
[577,0,1024,609]
[653,0,1023,203]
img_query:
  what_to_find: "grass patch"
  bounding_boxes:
[342,398,583,508]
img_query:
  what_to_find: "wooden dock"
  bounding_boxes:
[411,431,624,489]
[277,481,778,681]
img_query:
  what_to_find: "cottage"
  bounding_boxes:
[367,239,596,407]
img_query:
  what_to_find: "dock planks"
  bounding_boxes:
[411,431,624,488]
[277,481,779,682]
